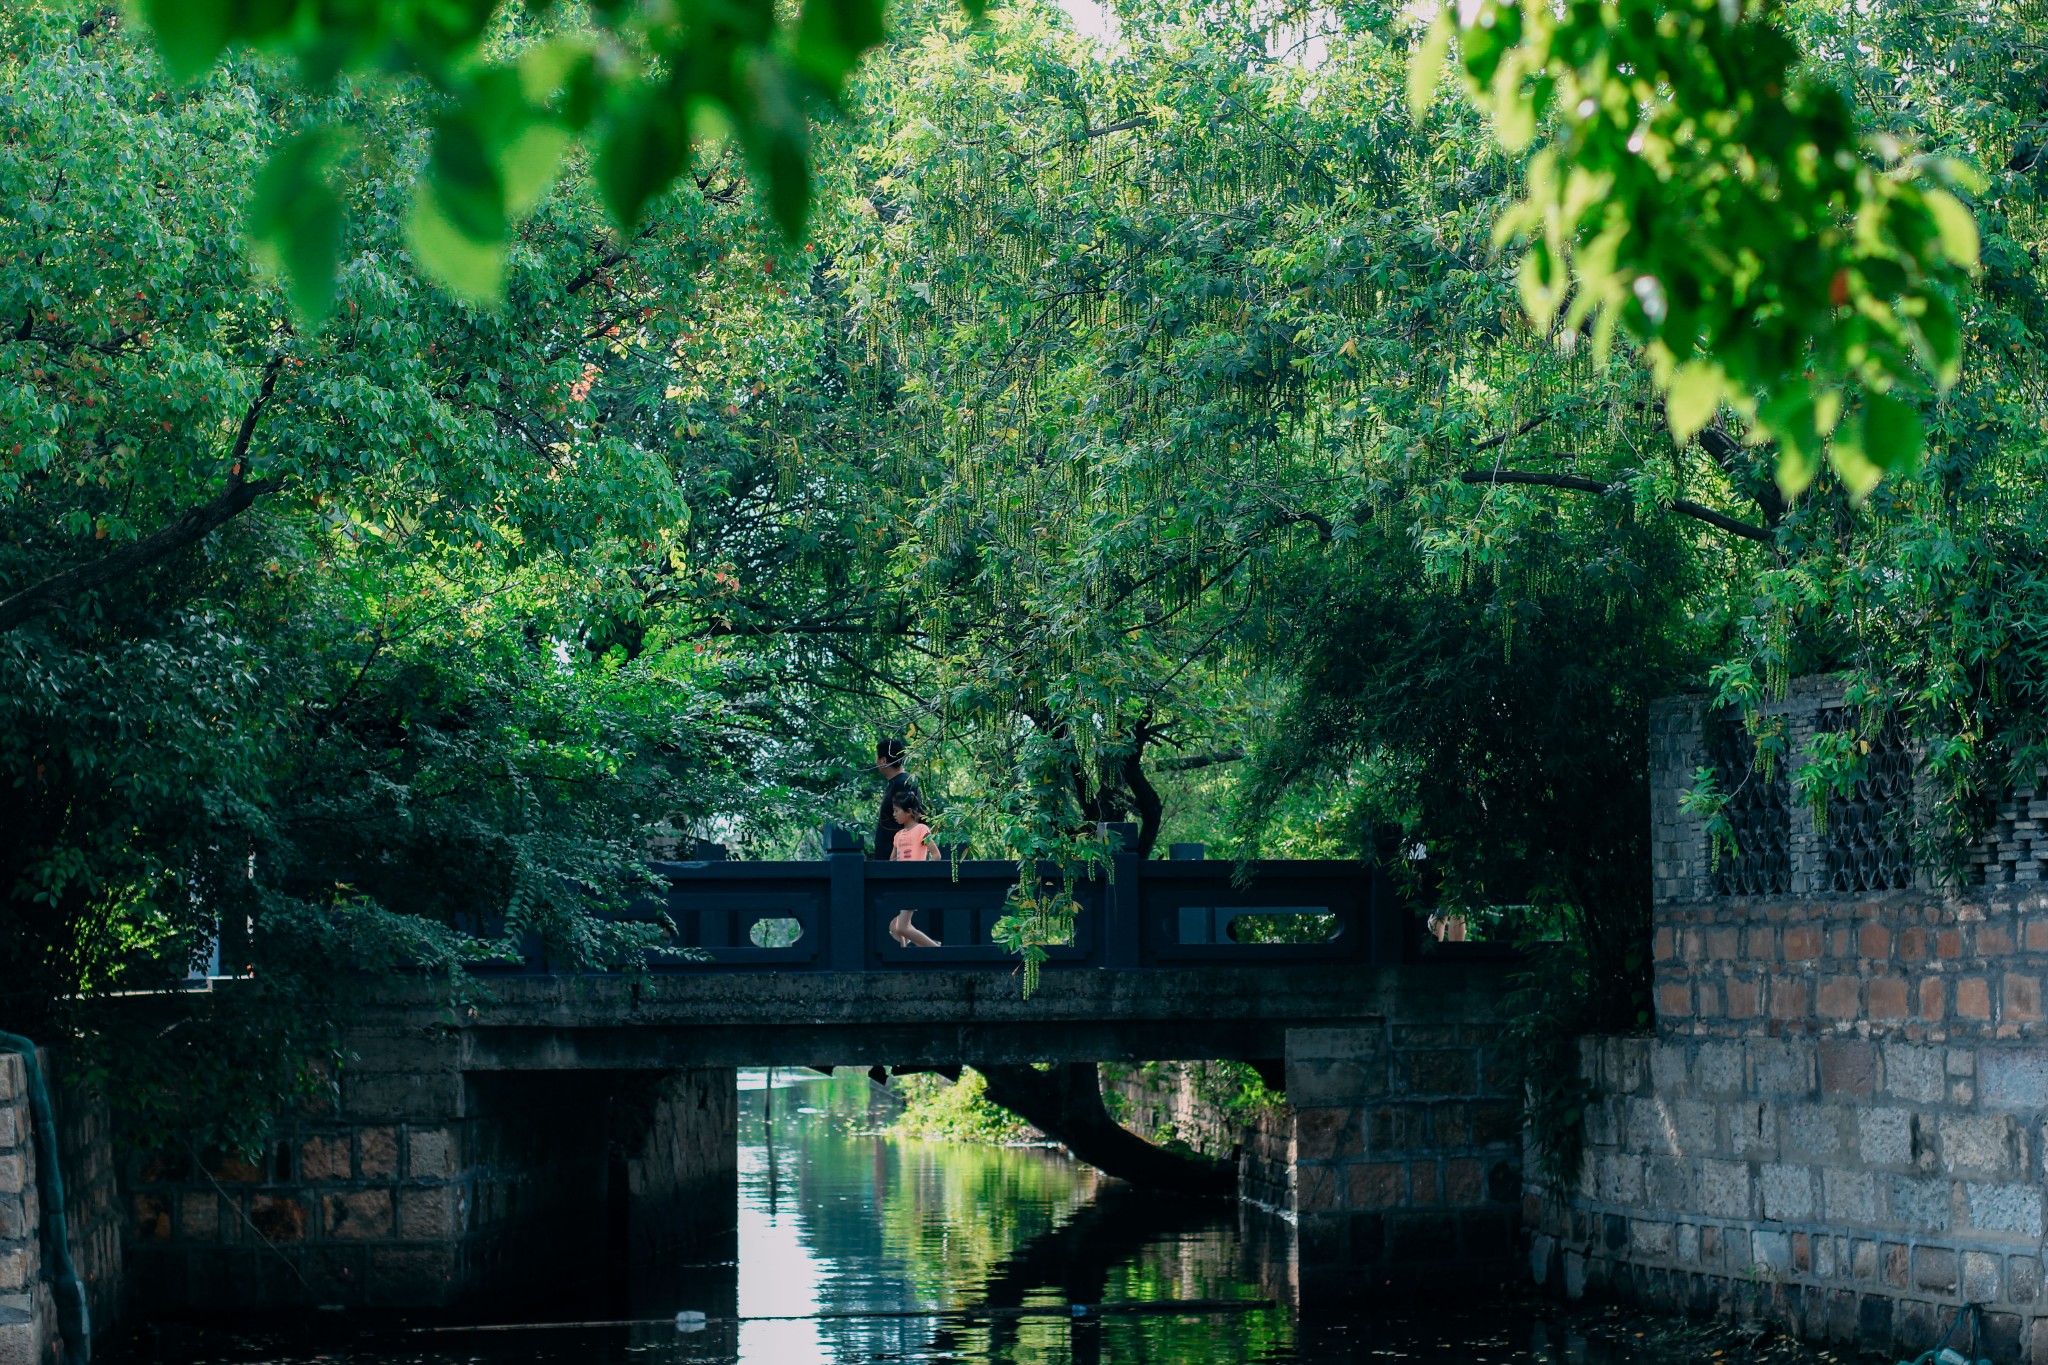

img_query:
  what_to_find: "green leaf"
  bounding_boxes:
[595,94,690,229]
[246,127,350,325]
[1861,391,1923,475]
[502,122,572,218]
[1664,361,1722,442]
[1825,434,1882,502]
[142,0,232,82]
[406,182,504,305]
[1407,10,1454,122]
[1761,385,1821,499]
[427,116,506,245]
[1922,189,1980,271]
[796,0,886,92]
[1914,291,1962,389]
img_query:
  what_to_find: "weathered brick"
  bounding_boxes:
[1819,1040,1875,1096]
[1964,1251,2002,1303]
[1289,1059,1387,1107]
[1817,976,1862,1019]
[397,1185,460,1239]
[1882,1044,1944,1104]
[1824,1168,1878,1223]
[1769,977,1811,1020]
[2008,1255,2041,1305]
[1888,1176,1951,1233]
[1699,1159,1751,1218]
[1784,925,1823,961]
[1980,921,2018,956]
[322,1189,393,1239]
[1724,978,1761,1019]
[2004,973,2044,1023]
[300,1135,350,1182]
[251,1195,309,1241]
[0,1155,21,1197]
[1346,1163,1404,1210]
[1918,976,1947,1020]
[1966,1182,2044,1238]
[2025,920,2048,953]
[178,1192,219,1241]
[407,1126,458,1181]
[1915,1246,1959,1293]
[1296,1106,1364,1160]
[1940,1114,2018,1179]
[1959,976,1993,1020]
[1629,1218,1674,1257]
[1760,1163,1815,1221]
[1656,982,1691,1019]
[1707,928,1740,960]
[1901,926,1930,960]
[1937,929,1965,959]
[359,1127,400,1179]
[1868,977,1910,1020]
[1859,1107,1913,1168]
[1696,1043,1744,1095]
[1981,1049,2048,1108]
[1858,923,1891,959]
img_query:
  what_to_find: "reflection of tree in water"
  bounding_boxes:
[929,1184,1293,1365]
[753,1074,1292,1363]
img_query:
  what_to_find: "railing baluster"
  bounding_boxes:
[825,825,867,972]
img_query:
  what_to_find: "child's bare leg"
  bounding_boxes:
[899,913,941,948]
[889,910,912,946]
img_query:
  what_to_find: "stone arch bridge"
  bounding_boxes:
[123,831,1521,1315]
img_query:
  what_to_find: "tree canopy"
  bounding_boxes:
[2,0,2043,1143]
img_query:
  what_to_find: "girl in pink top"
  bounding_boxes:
[887,788,942,947]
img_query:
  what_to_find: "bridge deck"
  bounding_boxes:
[442,959,1515,1069]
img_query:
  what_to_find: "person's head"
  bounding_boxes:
[876,737,907,777]
[891,784,926,825]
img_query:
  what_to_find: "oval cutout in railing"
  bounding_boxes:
[748,918,804,948]
[1223,911,1338,945]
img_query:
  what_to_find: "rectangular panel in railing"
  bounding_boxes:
[864,860,1104,969]
[1135,860,1370,965]
[640,862,832,971]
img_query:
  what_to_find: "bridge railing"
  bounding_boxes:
[590,824,1415,972]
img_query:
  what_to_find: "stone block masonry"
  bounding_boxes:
[124,1020,736,1313]
[1287,995,1523,1303]
[0,1049,124,1365]
[1536,683,2048,1364]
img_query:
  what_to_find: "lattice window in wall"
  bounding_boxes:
[1707,713,1792,896]
[1818,708,1916,893]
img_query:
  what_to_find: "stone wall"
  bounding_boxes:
[1285,989,1523,1303]
[0,1049,124,1365]
[126,1020,737,1314]
[1101,1061,1293,1210]
[1536,686,2048,1364]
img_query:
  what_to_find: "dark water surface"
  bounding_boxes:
[141,1070,1748,1365]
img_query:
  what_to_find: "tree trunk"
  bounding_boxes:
[976,1062,1234,1195]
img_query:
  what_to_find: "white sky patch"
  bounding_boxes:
[1056,0,1121,45]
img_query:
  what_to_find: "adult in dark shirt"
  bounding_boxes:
[872,737,912,859]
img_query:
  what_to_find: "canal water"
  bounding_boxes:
[140,1070,1779,1365]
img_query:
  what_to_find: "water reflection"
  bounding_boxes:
[728,1068,1284,1365]
[141,1069,1742,1365]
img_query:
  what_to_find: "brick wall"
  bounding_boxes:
[1286,1001,1523,1303]
[1538,684,2048,1364]
[125,1016,737,1313]
[0,1049,124,1365]
[1101,1061,1293,1209]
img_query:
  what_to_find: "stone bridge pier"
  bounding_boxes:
[118,960,1516,1312]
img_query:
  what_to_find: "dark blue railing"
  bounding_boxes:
[601,824,1409,972]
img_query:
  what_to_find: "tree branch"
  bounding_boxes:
[0,359,286,633]
[1459,469,1770,544]
[1152,748,1245,773]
